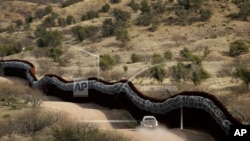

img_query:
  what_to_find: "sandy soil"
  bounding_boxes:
[41,100,215,141]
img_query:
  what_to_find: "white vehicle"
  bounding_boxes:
[140,116,158,128]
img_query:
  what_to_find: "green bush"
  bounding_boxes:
[102,18,115,37]
[46,47,63,62]
[66,15,75,25]
[131,53,141,63]
[172,63,191,81]
[123,66,128,72]
[113,9,131,22]
[101,4,110,13]
[62,0,82,8]
[58,18,67,27]
[71,26,87,42]
[128,0,140,12]
[0,43,23,58]
[229,40,249,57]
[115,29,130,46]
[150,66,166,84]
[152,0,167,14]
[238,1,250,20]
[42,12,58,27]
[100,54,116,71]
[163,50,173,60]
[200,9,212,21]
[81,10,99,21]
[136,12,152,26]
[36,29,63,47]
[191,67,209,86]
[151,53,164,64]
[140,0,151,13]
[179,47,194,60]
[233,66,250,88]
[110,0,121,4]
[113,54,121,65]
[175,6,189,25]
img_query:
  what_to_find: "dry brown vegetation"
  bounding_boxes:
[0,0,250,132]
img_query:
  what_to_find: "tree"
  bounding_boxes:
[102,18,115,37]
[131,53,141,63]
[229,40,249,57]
[100,54,116,71]
[42,12,57,27]
[163,50,173,60]
[151,53,164,64]
[233,66,250,89]
[45,47,63,62]
[150,66,166,84]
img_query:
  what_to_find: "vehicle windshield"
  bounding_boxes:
[144,117,156,121]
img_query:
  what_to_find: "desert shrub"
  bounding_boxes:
[179,47,194,60]
[113,9,131,22]
[34,26,47,38]
[0,44,22,58]
[151,53,164,64]
[101,4,110,13]
[128,0,140,12]
[66,15,75,25]
[150,66,166,84]
[200,9,212,21]
[115,29,130,46]
[232,0,248,5]
[177,0,203,10]
[152,0,167,14]
[233,66,250,89]
[203,46,211,57]
[58,18,67,27]
[172,63,191,81]
[113,54,121,65]
[110,0,121,4]
[175,6,189,25]
[42,12,58,27]
[81,10,99,21]
[140,0,151,13]
[238,1,250,20]
[25,16,33,24]
[71,25,99,42]
[229,40,249,57]
[100,54,116,71]
[123,66,128,72]
[191,67,209,86]
[148,20,160,32]
[62,0,81,8]
[102,18,115,37]
[136,12,152,26]
[45,47,63,61]
[163,50,173,60]
[15,19,23,27]
[71,26,87,42]
[131,53,141,63]
[35,5,53,19]
[36,30,63,47]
